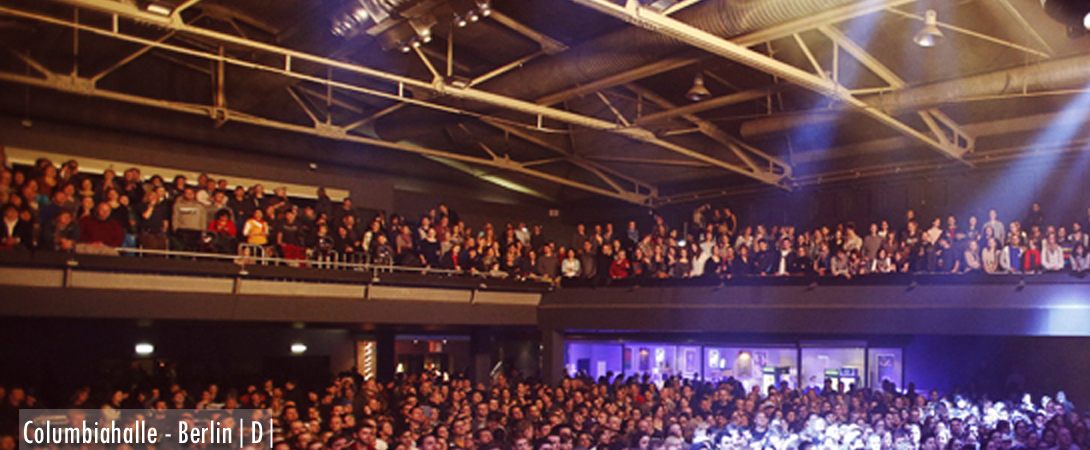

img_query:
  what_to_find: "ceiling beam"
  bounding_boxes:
[817,25,974,153]
[535,57,699,106]
[421,156,560,203]
[14,0,790,193]
[991,0,1054,57]
[28,0,794,189]
[90,30,177,83]
[791,33,828,80]
[488,11,568,55]
[625,83,790,175]
[481,118,659,196]
[883,7,1050,59]
[0,3,687,154]
[632,86,778,125]
[0,69,649,204]
[172,0,204,17]
[469,51,545,87]
[536,0,922,107]
[732,0,919,47]
[572,0,970,165]
[297,86,366,115]
[659,136,1090,206]
[190,3,279,37]
[585,155,712,168]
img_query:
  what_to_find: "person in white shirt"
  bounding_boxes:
[561,249,581,278]
[691,244,711,277]
[923,218,943,246]
[775,238,793,276]
[983,209,1006,245]
[514,222,530,247]
[699,231,715,256]
[734,226,754,252]
[1041,233,1065,271]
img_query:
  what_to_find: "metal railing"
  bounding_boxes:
[114,246,473,277]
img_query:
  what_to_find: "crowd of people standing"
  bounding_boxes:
[3,371,1088,450]
[3,156,1090,284]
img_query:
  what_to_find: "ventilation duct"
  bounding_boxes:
[478,0,862,101]
[739,53,1090,140]
[375,0,860,140]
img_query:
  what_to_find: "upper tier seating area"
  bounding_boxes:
[3,156,1089,287]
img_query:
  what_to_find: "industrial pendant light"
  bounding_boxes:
[686,72,711,102]
[914,9,944,47]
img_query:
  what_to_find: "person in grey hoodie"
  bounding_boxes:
[173,187,207,251]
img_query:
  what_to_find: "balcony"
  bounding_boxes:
[0,250,549,325]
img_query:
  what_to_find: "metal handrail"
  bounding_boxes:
[115,247,469,276]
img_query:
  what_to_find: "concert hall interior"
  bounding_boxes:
[2,1,1090,450]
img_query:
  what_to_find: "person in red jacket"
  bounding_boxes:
[609,249,631,279]
[77,202,124,255]
[1023,238,1042,273]
[207,209,238,254]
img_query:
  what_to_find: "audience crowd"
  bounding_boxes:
[3,157,1090,283]
[2,371,1087,450]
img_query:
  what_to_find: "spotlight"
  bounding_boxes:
[144,1,172,16]
[914,10,944,48]
[476,0,492,17]
[399,42,412,53]
[411,38,422,48]
[1041,0,1090,32]
[330,7,372,37]
[135,343,155,355]
[454,14,467,27]
[291,343,308,354]
[422,34,432,43]
[467,10,480,22]
[351,8,370,23]
[686,73,711,102]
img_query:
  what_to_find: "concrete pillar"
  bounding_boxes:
[470,330,495,385]
[541,328,565,384]
[376,328,397,382]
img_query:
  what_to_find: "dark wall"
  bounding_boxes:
[393,189,573,245]
[541,279,1090,337]
[0,115,555,218]
[0,319,357,407]
[904,335,1090,410]
[0,318,538,408]
[0,286,539,325]
[563,156,1090,235]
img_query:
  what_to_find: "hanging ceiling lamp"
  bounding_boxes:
[686,72,711,102]
[913,9,944,47]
